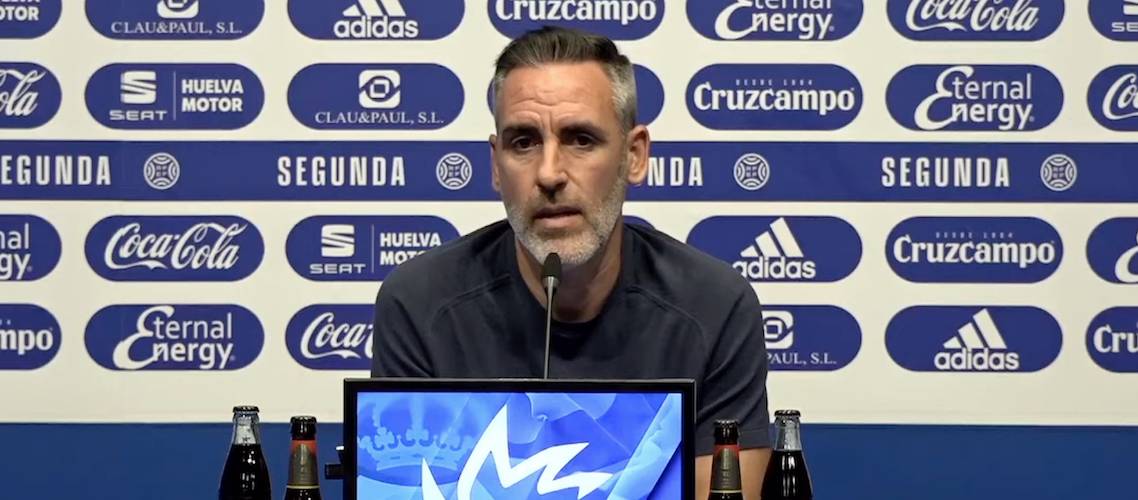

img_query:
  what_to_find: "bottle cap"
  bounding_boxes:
[714,419,739,443]
[775,409,801,417]
[291,415,318,438]
[233,405,260,413]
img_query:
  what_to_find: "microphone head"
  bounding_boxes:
[541,252,562,281]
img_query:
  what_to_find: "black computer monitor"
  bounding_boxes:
[344,378,696,500]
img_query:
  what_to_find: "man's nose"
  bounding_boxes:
[536,141,568,192]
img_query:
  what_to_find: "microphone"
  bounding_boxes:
[540,252,561,379]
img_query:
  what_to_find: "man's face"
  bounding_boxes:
[490,62,646,267]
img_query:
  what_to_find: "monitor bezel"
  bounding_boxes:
[344,377,696,500]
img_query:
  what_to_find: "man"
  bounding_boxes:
[372,26,772,498]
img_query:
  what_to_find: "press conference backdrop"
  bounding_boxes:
[1,1,1137,499]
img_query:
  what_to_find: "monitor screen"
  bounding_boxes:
[345,379,694,500]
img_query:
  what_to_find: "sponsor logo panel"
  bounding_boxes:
[86,63,264,130]
[686,216,862,282]
[0,0,61,38]
[887,0,1064,41]
[1089,0,1138,41]
[886,216,1062,283]
[886,64,1063,132]
[1087,218,1138,284]
[286,304,372,370]
[289,64,462,130]
[489,0,664,39]
[687,0,864,41]
[84,215,264,281]
[0,304,60,369]
[1087,307,1138,372]
[85,304,263,371]
[86,0,264,40]
[288,0,464,40]
[886,306,1062,372]
[0,62,61,128]
[1088,65,1138,130]
[286,215,459,281]
[687,64,862,130]
[762,305,860,371]
[0,214,61,281]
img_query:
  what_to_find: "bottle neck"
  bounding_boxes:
[773,416,803,451]
[287,440,320,488]
[231,412,262,446]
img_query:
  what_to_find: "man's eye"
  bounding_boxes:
[572,134,596,147]
[510,137,535,150]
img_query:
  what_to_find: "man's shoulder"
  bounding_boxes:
[625,223,755,309]
[377,220,514,306]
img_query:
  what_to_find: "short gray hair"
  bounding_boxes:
[491,26,637,132]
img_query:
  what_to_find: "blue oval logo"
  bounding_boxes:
[289,0,463,40]
[1090,0,1138,41]
[85,304,263,371]
[1087,218,1138,284]
[0,214,60,281]
[487,63,663,126]
[887,0,1064,41]
[686,216,862,282]
[887,64,1062,131]
[86,0,264,40]
[1088,65,1138,130]
[887,217,1062,283]
[287,215,458,281]
[886,306,1061,372]
[289,64,462,130]
[0,304,60,369]
[0,0,61,38]
[85,215,264,282]
[86,63,264,130]
[0,62,61,128]
[762,305,860,371]
[287,304,372,370]
[687,0,864,41]
[686,64,861,130]
[489,0,663,39]
[1087,307,1138,372]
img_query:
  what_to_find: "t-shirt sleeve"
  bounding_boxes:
[370,283,433,377]
[694,285,772,455]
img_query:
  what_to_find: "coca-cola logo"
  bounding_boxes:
[0,63,61,128]
[85,215,263,281]
[1089,66,1138,131]
[887,0,1063,40]
[286,305,373,370]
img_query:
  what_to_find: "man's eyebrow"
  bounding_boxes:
[499,123,538,137]
[560,121,608,139]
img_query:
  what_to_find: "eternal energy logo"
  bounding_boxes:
[0,0,61,38]
[762,306,860,371]
[286,215,459,281]
[1088,65,1138,130]
[1086,218,1138,284]
[0,215,61,281]
[687,0,864,41]
[687,64,862,130]
[288,0,464,40]
[887,65,1062,131]
[1087,307,1138,372]
[85,215,264,281]
[86,63,264,130]
[489,0,664,39]
[0,304,61,370]
[886,306,1062,372]
[288,64,462,130]
[686,216,862,282]
[85,304,263,370]
[86,0,264,40]
[887,0,1064,41]
[0,62,61,128]
[286,305,373,369]
[1089,0,1138,41]
[887,217,1062,283]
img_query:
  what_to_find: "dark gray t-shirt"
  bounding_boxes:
[371,220,772,454]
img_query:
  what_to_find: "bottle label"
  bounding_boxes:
[288,440,320,487]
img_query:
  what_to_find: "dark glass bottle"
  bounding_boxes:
[708,419,744,500]
[284,416,322,500]
[761,410,813,500]
[219,406,272,500]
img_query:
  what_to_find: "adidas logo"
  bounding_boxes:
[935,309,1021,371]
[732,218,817,280]
[1126,0,1138,16]
[335,0,420,39]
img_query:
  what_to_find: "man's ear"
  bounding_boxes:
[625,125,650,185]
[489,134,501,193]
